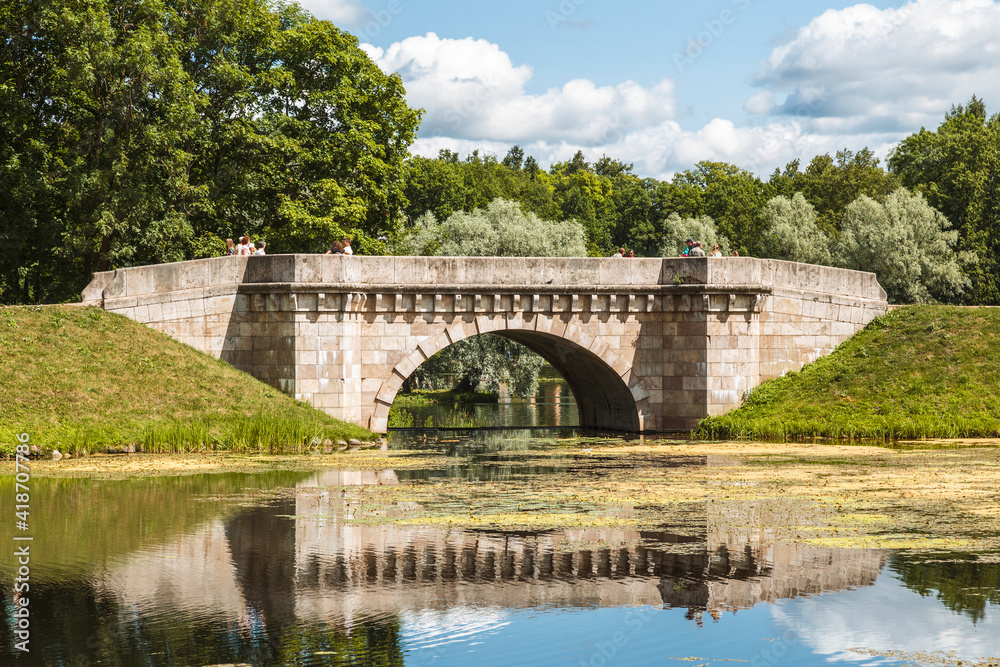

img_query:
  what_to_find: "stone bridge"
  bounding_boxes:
[82,255,888,432]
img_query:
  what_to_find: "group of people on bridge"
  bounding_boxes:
[225,236,266,256]
[609,240,739,258]
[682,239,738,258]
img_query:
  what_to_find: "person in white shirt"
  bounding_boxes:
[256,241,266,255]
[342,238,353,255]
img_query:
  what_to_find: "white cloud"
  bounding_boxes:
[772,573,1000,662]
[365,11,974,180]
[294,0,367,24]
[364,33,677,146]
[750,0,1000,133]
[408,117,901,181]
[744,91,774,116]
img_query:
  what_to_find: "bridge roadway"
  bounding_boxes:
[82,255,888,432]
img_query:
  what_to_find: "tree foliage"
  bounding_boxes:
[405,334,545,397]
[889,96,1000,304]
[394,198,586,257]
[833,188,973,304]
[759,193,832,265]
[658,214,730,257]
[770,149,901,234]
[0,0,420,304]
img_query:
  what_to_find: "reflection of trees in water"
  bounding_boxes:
[0,471,310,582]
[0,474,408,667]
[890,554,1000,623]
[0,578,407,667]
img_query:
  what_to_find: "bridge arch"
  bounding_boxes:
[371,316,648,432]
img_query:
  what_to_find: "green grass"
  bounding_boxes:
[0,305,373,456]
[699,305,1000,441]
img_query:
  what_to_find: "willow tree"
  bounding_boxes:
[834,188,973,304]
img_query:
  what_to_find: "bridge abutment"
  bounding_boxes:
[83,255,888,433]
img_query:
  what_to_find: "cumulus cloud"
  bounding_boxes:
[363,18,944,179]
[750,0,1000,133]
[364,33,677,145]
[408,115,902,181]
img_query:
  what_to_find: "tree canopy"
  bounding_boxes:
[889,96,1000,304]
[0,0,421,304]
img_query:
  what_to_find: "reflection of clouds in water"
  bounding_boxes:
[402,606,511,653]
[770,573,1000,663]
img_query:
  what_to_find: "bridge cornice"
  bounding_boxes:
[235,282,777,295]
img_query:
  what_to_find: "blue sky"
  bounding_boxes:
[298,0,1000,178]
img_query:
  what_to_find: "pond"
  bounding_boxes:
[3,429,1000,667]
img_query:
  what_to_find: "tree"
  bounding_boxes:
[0,0,421,304]
[406,333,545,397]
[770,149,900,234]
[502,145,524,171]
[658,213,730,257]
[759,193,832,265]
[394,198,586,257]
[833,188,973,304]
[669,161,774,255]
[889,96,1000,304]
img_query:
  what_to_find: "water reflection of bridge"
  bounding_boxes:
[97,470,886,624]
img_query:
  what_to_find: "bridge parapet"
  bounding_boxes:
[84,255,888,432]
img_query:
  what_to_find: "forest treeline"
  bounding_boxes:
[3,0,1000,306]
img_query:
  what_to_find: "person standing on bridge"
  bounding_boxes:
[342,238,353,255]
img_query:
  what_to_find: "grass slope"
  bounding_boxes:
[699,305,1000,441]
[1,305,373,455]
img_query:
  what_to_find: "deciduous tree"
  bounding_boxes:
[833,188,973,304]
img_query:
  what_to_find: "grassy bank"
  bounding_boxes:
[0,305,373,456]
[699,305,1000,441]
